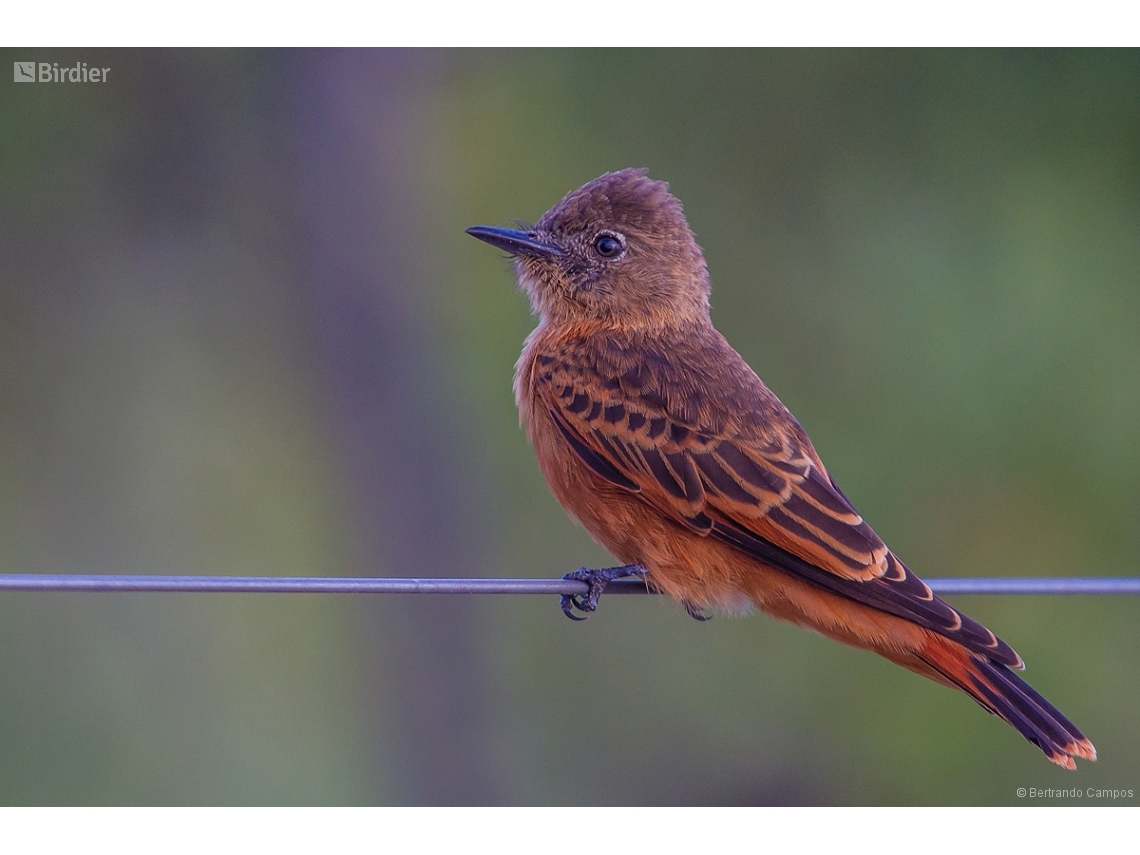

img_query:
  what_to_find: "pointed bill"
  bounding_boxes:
[466,226,565,259]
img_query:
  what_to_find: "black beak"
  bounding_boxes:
[465,226,565,259]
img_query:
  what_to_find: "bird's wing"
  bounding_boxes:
[534,349,1022,667]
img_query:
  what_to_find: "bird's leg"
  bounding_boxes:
[560,564,647,620]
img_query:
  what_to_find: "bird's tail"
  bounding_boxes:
[915,635,1096,769]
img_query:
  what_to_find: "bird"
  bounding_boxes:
[466,168,1095,769]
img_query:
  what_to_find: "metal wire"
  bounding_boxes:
[0,574,1138,595]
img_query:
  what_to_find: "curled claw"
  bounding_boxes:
[560,592,588,621]
[560,564,647,620]
[684,602,712,622]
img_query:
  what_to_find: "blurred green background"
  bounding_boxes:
[0,49,1137,805]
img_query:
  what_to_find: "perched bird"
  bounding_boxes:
[466,168,1095,769]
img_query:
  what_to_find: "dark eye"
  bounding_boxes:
[593,233,624,258]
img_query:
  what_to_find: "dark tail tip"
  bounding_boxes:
[969,659,1096,769]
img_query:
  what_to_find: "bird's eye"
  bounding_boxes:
[593,233,624,258]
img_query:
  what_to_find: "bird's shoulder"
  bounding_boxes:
[525,320,802,447]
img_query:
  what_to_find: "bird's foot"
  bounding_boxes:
[560,564,647,621]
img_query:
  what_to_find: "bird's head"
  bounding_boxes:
[467,169,711,329]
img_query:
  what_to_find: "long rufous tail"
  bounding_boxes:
[917,635,1095,769]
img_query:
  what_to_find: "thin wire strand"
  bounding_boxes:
[0,574,1138,595]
